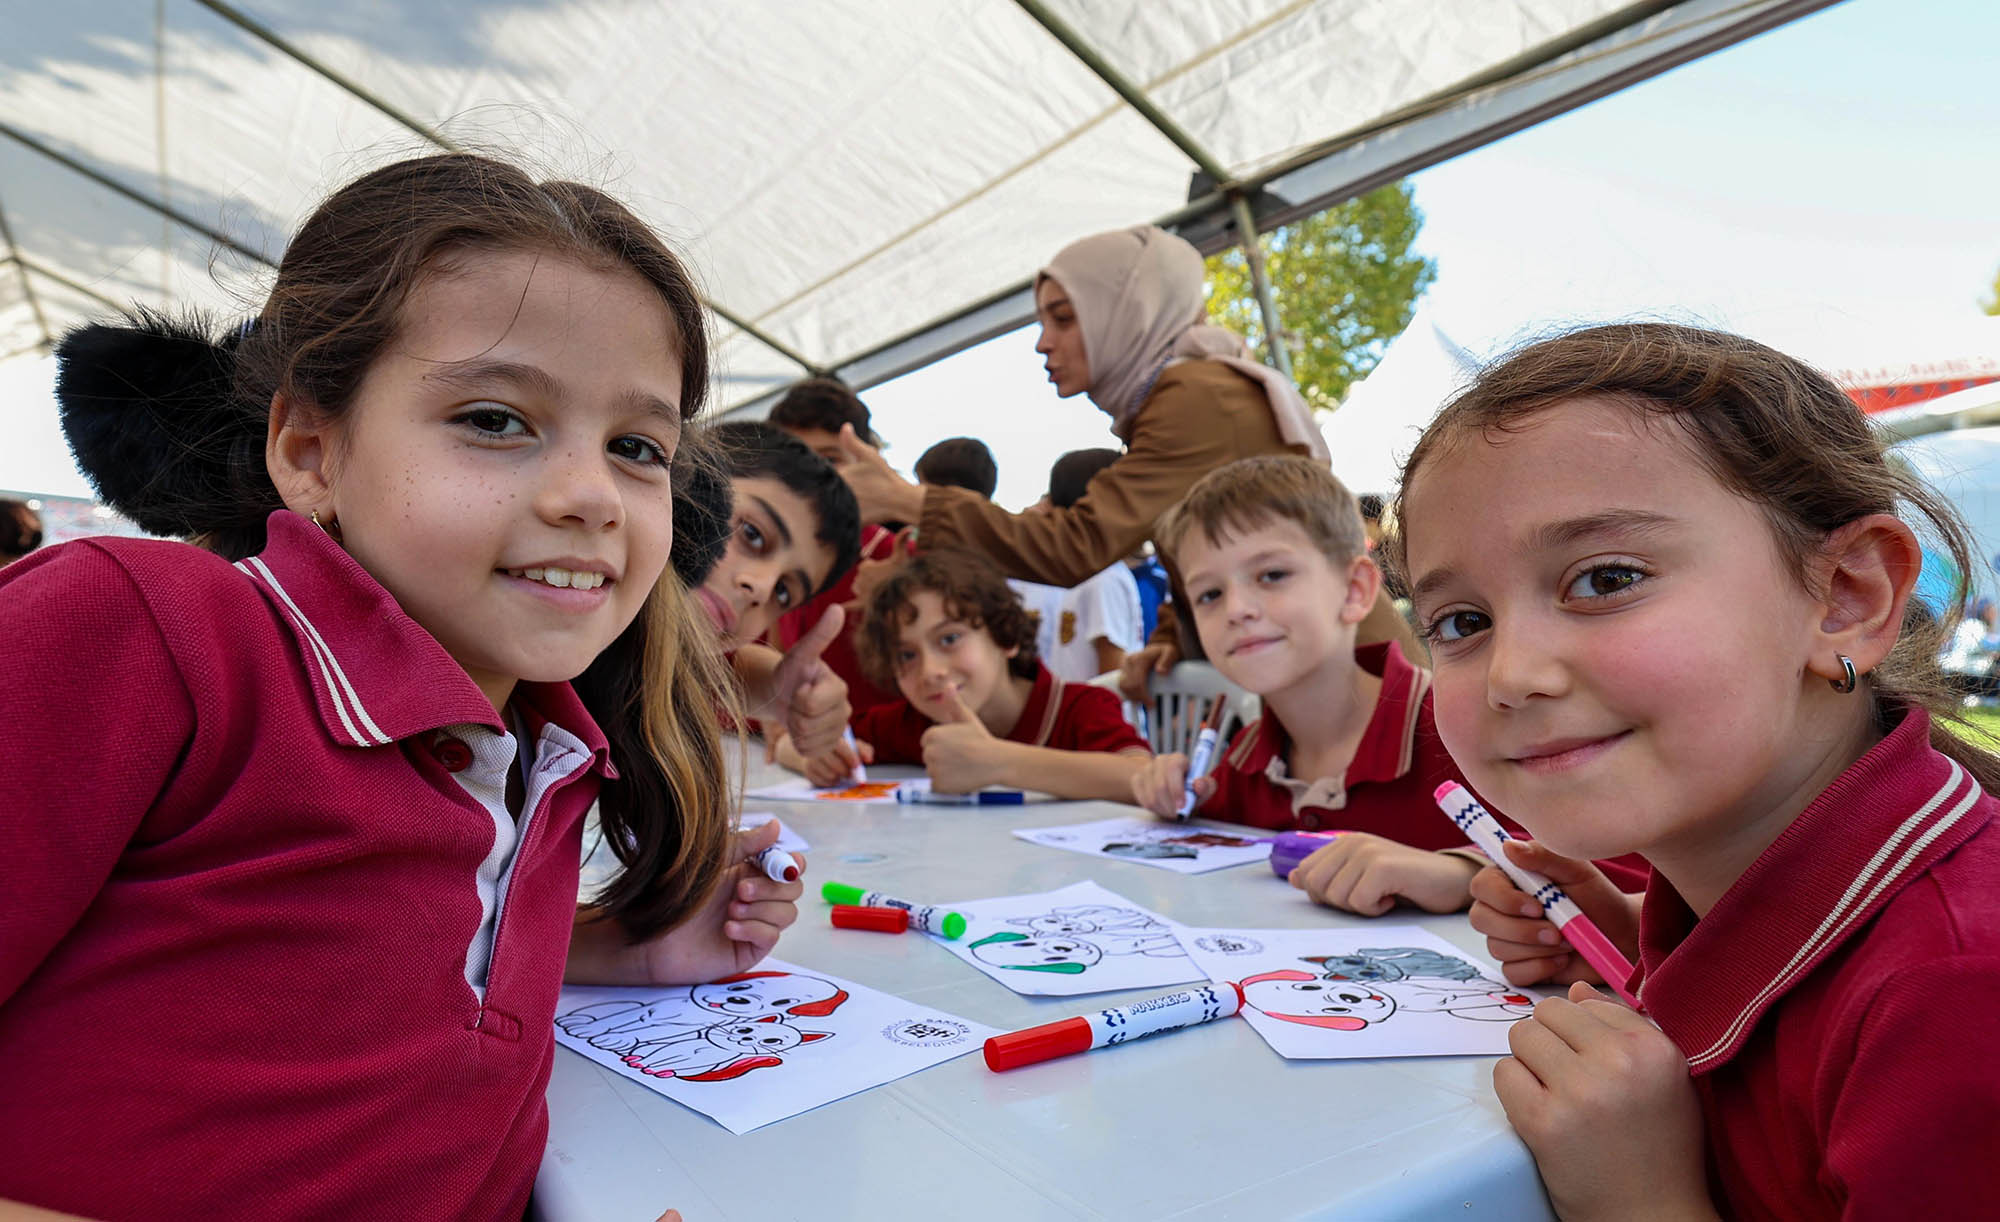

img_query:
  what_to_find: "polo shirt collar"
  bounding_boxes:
[1636,706,1989,1075]
[1224,640,1427,810]
[234,510,608,762]
[1006,663,1064,748]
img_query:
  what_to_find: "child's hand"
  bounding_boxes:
[1468,840,1639,988]
[1130,752,1210,817]
[1287,833,1480,915]
[919,686,1007,793]
[1497,983,1713,1222]
[632,820,803,984]
[769,607,851,759]
[773,731,864,789]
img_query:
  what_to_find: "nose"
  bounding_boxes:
[734,559,777,609]
[1220,582,1258,625]
[539,444,621,532]
[1484,620,1567,710]
[1034,324,1055,356]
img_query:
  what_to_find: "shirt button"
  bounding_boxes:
[1298,813,1321,831]
[432,736,473,773]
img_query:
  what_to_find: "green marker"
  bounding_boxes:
[821,881,967,939]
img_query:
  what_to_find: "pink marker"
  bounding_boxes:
[1433,782,1642,1009]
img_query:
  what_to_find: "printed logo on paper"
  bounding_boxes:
[882,1017,973,1048]
[1194,934,1264,955]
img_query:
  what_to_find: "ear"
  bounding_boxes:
[1337,553,1385,627]
[265,391,339,519]
[1806,514,1922,686]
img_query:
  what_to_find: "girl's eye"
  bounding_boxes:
[1427,609,1492,643]
[738,520,764,551]
[774,581,796,611]
[1564,565,1645,601]
[609,435,670,466]
[459,406,526,436]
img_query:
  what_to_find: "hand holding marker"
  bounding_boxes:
[1176,698,1229,820]
[753,844,801,883]
[1432,782,1641,1008]
[822,881,967,939]
[984,981,1245,1070]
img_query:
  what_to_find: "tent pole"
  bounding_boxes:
[0,199,54,355]
[1228,194,1291,380]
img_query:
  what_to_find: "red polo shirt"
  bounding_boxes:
[776,523,901,718]
[0,512,611,1220]
[1631,708,2000,1220]
[852,661,1149,763]
[1201,641,1470,840]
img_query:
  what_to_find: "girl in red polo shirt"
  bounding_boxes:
[0,154,802,1221]
[1395,322,2000,1220]
[844,548,1152,801]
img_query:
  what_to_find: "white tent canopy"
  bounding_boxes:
[3,0,1829,415]
[1320,302,1478,496]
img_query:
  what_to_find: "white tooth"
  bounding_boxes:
[582,573,602,590]
[524,568,544,582]
[545,568,573,589]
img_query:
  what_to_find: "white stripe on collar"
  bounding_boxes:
[235,555,393,746]
[1686,760,1977,1069]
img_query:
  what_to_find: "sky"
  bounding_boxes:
[6,0,1999,513]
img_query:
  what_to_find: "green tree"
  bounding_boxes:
[1204,180,1436,410]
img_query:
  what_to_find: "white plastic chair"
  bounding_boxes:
[1089,661,1260,759]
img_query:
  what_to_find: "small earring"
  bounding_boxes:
[310,509,342,541]
[1830,655,1858,694]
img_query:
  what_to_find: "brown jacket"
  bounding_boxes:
[916,358,1419,658]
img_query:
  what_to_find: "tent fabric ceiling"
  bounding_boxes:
[2,0,1826,413]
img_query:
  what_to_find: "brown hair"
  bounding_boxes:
[856,548,1040,689]
[1390,321,2000,791]
[1155,454,1366,569]
[70,153,734,940]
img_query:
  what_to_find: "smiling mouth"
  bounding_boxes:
[1507,731,1631,773]
[1228,636,1281,656]
[505,565,609,591]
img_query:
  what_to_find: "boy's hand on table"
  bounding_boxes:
[1130,751,1212,817]
[1468,840,1638,988]
[1287,833,1480,915]
[1497,982,1714,1222]
[633,820,803,983]
[919,685,1006,793]
[769,606,851,760]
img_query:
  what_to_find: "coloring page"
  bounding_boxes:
[936,880,1203,997]
[741,777,907,804]
[1179,925,1548,1059]
[737,811,810,853]
[554,959,998,1134]
[1012,815,1272,874]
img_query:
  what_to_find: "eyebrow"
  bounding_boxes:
[1409,509,1680,606]
[1184,547,1298,590]
[425,358,680,435]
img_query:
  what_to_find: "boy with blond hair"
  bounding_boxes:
[1132,455,1642,915]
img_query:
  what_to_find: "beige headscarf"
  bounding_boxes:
[1036,225,1329,461]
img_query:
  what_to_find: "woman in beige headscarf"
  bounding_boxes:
[832,224,1415,691]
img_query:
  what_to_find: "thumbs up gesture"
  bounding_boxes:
[919,684,1010,793]
[769,605,854,763]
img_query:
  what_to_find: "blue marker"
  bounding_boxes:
[896,785,1026,806]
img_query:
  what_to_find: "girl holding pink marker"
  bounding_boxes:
[1393,323,2000,1220]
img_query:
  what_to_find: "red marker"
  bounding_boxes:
[754,844,801,883]
[983,981,1244,1071]
[831,904,909,933]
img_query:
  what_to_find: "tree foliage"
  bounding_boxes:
[1204,180,1437,410]
[1983,265,2000,316]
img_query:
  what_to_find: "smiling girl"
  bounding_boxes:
[0,154,799,1220]
[1394,323,2000,1220]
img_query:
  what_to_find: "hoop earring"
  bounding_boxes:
[310,509,342,541]
[1830,655,1857,694]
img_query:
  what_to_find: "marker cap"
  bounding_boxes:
[937,911,968,939]
[983,1016,1091,1071]
[821,881,866,906]
[831,904,909,933]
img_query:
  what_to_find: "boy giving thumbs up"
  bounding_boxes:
[844,549,1152,803]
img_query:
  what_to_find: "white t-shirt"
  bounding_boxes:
[1048,564,1145,681]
